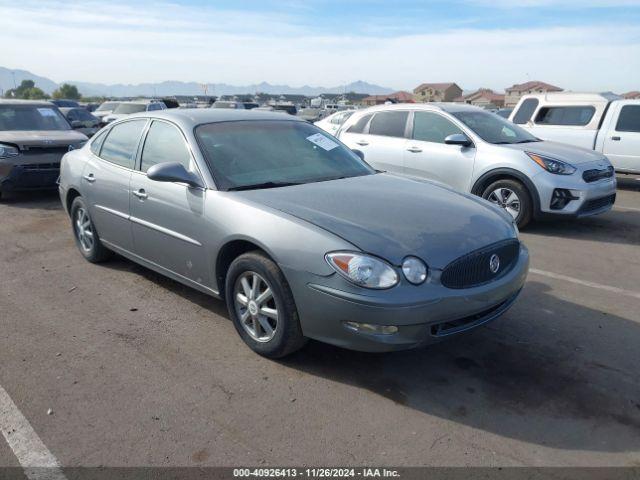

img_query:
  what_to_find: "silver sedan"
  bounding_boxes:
[58,109,528,358]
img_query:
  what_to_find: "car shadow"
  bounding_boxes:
[95,254,640,453]
[279,281,640,453]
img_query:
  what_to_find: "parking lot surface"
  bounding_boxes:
[1,177,639,468]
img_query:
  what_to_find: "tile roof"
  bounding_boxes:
[413,82,459,93]
[507,81,562,93]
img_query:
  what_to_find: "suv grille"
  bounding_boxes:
[583,166,614,183]
[578,194,616,215]
[441,239,520,289]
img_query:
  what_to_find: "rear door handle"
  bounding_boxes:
[407,146,423,153]
[82,173,96,183]
[611,136,621,141]
[132,189,148,199]
[355,140,369,146]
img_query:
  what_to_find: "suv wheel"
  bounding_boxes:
[70,196,112,263]
[482,179,533,228]
[225,251,307,358]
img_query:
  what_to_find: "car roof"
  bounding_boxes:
[353,102,486,115]
[123,108,306,129]
[0,99,56,107]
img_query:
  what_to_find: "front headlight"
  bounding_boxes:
[0,143,20,159]
[527,152,576,175]
[326,252,398,289]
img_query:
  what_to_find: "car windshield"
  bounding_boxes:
[113,103,147,114]
[96,102,119,111]
[0,105,70,131]
[452,110,540,144]
[195,120,375,190]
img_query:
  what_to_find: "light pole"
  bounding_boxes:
[12,71,17,89]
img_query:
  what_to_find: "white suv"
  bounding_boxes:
[337,103,617,228]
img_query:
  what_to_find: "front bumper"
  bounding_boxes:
[284,244,529,352]
[0,162,60,192]
[534,167,617,218]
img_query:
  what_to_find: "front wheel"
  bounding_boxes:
[225,251,307,358]
[481,179,533,229]
[70,196,112,263]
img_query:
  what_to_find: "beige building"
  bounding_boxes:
[504,81,563,107]
[413,82,462,102]
[361,91,415,106]
[622,91,640,99]
[453,88,505,108]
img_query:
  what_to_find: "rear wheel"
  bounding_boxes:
[482,178,533,228]
[70,196,112,263]
[225,251,307,358]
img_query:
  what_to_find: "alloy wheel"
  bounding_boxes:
[487,188,521,220]
[233,271,279,342]
[74,207,94,252]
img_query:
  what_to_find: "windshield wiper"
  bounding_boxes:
[227,181,302,191]
[514,139,541,143]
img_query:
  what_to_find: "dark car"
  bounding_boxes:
[496,108,514,119]
[59,107,101,138]
[0,100,87,198]
[51,99,81,108]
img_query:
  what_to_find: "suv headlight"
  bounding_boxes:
[326,252,398,289]
[527,152,576,175]
[0,143,20,159]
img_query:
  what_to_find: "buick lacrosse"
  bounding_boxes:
[59,109,529,358]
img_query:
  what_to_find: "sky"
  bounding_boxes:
[1,0,640,92]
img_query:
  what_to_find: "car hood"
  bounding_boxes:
[0,130,87,148]
[501,140,606,165]
[234,174,515,269]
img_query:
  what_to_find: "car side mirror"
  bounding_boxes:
[70,120,84,129]
[352,149,365,161]
[147,162,203,188]
[444,134,472,147]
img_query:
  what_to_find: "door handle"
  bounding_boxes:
[355,140,369,146]
[407,146,423,153]
[82,173,96,183]
[611,136,621,141]
[132,189,148,199]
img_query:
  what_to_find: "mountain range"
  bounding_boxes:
[0,67,394,98]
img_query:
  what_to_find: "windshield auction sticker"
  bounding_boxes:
[306,133,339,151]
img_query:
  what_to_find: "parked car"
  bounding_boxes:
[59,107,101,137]
[510,92,640,174]
[102,100,166,124]
[51,99,80,108]
[496,108,513,119]
[93,101,121,121]
[58,109,528,357]
[337,103,617,228]
[315,110,355,135]
[212,101,259,110]
[0,100,87,198]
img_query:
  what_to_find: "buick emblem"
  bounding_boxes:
[489,254,500,274]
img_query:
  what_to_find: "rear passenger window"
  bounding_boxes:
[535,106,595,126]
[616,105,640,132]
[513,98,538,124]
[412,112,464,144]
[368,111,409,138]
[347,113,373,133]
[90,130,107,156]
[100,120,146,168]
[140,121,192,172]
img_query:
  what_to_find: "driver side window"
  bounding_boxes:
[140,121,192,173]
[412,112,463,144]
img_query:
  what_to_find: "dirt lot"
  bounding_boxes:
[1,177,639,470]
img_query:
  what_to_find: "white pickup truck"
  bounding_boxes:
[509,92,640,174]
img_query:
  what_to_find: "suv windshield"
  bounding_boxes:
[96,102,120,111]
[113,103,147,114]
[195,120,375,190]
[0,105,70,131]
[452,110,539,144]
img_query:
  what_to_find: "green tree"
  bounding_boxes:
[4,79,49,100]
[52,83,81,100]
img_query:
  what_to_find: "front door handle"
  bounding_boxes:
[355,140,369,146]
[611,136,621,141]
[132,189,148,199]
[407,146,423,153]
[82,173,96,183]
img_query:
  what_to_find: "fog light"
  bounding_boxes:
[344,321,398,335]
[550,188,579,210]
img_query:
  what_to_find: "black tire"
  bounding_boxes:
[70,196,112,263]
[481,178,533,229]
[225,251,307,358]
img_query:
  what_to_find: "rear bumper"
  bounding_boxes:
[285,245,529,352]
